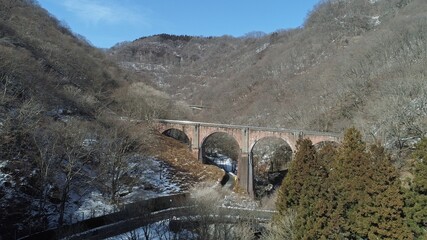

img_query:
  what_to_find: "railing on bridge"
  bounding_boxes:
[20,193,275,240]
[155,119,342,138]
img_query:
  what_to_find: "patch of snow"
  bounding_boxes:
[66,156,183,223]
[0,161,13,188]
[221,193,259,210]
[371,16,381,26]
[124,156,181,201]
[120,62,168,72]
[72,191,116,222]
[36,156,184,227]
[0,170,10,187]
[0,161,7,168]
[256,43,270,54]
[82,138,97,148]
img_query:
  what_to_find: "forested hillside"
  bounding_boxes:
[110,0,427,152]
[0,1,221,238]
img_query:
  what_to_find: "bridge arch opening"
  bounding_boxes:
[162,128,190,146]
[250,137,293,199]
[201,132,240,174]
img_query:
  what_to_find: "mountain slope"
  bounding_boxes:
[110,0,427,150]
[0,1,221,238]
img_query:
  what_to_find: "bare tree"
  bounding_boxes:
[98,123,141,203]
[32,127,60,219]
[55,120,95,225]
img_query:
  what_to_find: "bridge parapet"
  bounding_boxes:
[156,119,341,138]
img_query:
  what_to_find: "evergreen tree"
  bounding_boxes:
[276,139,318,214]
[325,128,411,239]
[412,138,427,193]
[320,128,369,238]
[317,142,337,172]
[275,138,329,239]
[354,144,412,239]
[404,137,427,239]
[310,144,337,239]
[275,128,411,239]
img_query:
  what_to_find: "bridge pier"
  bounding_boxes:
[237,153,254,198]
[191,148,200,161]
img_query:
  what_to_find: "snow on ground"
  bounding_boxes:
[125,156,181,200]
[220,192,259,210]
[371,16,381,26]
[30,156,185,226]
[256,43,270,54]
[0,160,17,213]
[0,160,10,186]
[68,190,116,223]
[66,156,182,222]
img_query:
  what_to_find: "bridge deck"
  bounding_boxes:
[156,119,341,137]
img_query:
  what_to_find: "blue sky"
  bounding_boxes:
[37,0,320,48]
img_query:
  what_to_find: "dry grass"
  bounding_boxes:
[259,191,278,211]
[149,134,225,183]
[130,120,224,184]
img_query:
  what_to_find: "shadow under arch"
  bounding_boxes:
[250,136,293,199]
[162,128,191,146]
[200,132,240,174]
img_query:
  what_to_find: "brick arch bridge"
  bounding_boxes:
[155,119,341,197]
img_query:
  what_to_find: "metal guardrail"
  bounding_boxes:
[19,193,190,240]
[70,206,275,240]
[19,193,275,240]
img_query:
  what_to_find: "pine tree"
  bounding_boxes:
[323,127,369,238]
[355,144,412,239]
[276,139,318,213]
[412,138,427,194]
[404,137,427,239]
[308,142,337,238]
[325,128,411,239]
[275,138,329,239]
[317,142,337,171]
